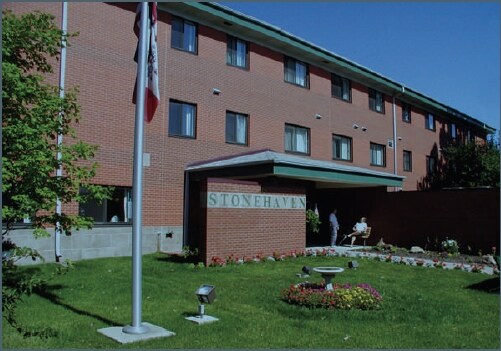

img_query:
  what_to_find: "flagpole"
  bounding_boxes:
[123,1,149,335]
[55,1,68,263]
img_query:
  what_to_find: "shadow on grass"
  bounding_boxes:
[466,277,500,294]
[34,284,123,326]
[155,253,200,264]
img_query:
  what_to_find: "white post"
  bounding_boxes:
[122,1,149,335]
[392,95,398,191]
[55,2,68,262]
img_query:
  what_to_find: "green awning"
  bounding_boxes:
[186,150,404,188]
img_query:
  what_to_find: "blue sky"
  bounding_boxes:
[219,2,500,134]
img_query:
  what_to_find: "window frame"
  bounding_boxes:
[449,122,457,139]
[402,102,411,123]
[403,150,412,172]
[226,35,249,70]
[331,73,352,102]
[284,123,310,155]
[425,113,436,131]
[171,16,198,54]
[332,134,353,161]
[369,88,385,114]
[370,142,386,167]
[284,56,310,89]
[168,99,197,139]
[426,155,436,176]
[225,111,249,146]
[79,186,133,225]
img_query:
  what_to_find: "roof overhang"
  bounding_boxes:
[186,150,405,188]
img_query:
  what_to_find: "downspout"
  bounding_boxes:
[392,85,405,191]
[55,2,68,262]
[183,171,190,248]
[392,95,397,177]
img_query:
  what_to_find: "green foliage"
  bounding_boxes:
[305,209,321,234]
[441,238,460,255]
[429,140,500,189]
[2,9,109,337]
[2,9,110,234]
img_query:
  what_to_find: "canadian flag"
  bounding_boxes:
[133,2,159,123]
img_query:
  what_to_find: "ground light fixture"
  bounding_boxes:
[185,284,219,325]
[297,265,312,278]
[348,260,359,269]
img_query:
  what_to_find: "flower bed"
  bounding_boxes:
[280,281,383,310]
[202,247,496,274]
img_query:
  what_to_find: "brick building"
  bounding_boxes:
[5,2,496,264]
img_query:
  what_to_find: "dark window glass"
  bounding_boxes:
[168,100,196,138]
[369,89,385,113]
[331,74,351,101]
[332,134,352,161]
[284,57,309,88]
[402,102,411,122]
[403,150,412,172]
[370,142,386,166]
[226,111,248,145]
[171,17,197,53]
[79,187,132,223]
[227,36,248,69]
[285,124,310,154]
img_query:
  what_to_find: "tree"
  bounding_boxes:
[2,9,110,337]
[428,139,500,189]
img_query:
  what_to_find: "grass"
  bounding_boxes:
[3,253,500,349]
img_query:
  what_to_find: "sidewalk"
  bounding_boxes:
[305,245,496,275]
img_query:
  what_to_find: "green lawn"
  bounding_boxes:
[3,253,500,349]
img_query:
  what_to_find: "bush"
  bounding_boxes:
[441,239,460,255]
[280,282,382,310]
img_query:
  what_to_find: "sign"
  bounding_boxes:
[207,192,306,210]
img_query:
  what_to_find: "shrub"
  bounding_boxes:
[280,282,382,310]
[441,238,460,255]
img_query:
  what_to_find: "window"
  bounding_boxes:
[403,150,412,172]
[227,36,248,69]
[369,89,385,113]
[284,57,309,88]
[425,113,435,131]
[285,124,309,154]
[449,122,457,139]
[332,134,352,161]
[331,74,351,102]
[79,186,132,223]
[171,17,197,53]
[402,102,411,123]
[370,142,386,167]
[426,156,436,176]
[226,111,248,145]
[168,100,196,138]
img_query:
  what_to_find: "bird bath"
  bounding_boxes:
[312,267,344,290]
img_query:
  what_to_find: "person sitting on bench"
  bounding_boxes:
[346,217,368,246]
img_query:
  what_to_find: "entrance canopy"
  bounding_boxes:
[186,149,404,188]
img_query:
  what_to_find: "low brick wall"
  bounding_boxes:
[201,178,306,264]
[316,187,499,254]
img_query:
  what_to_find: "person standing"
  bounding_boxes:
[329,208,340,246]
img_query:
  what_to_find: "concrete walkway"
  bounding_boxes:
[305,245,496,275]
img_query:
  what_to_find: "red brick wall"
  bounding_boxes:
[202,179,306,264]
[4,2,490,232]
